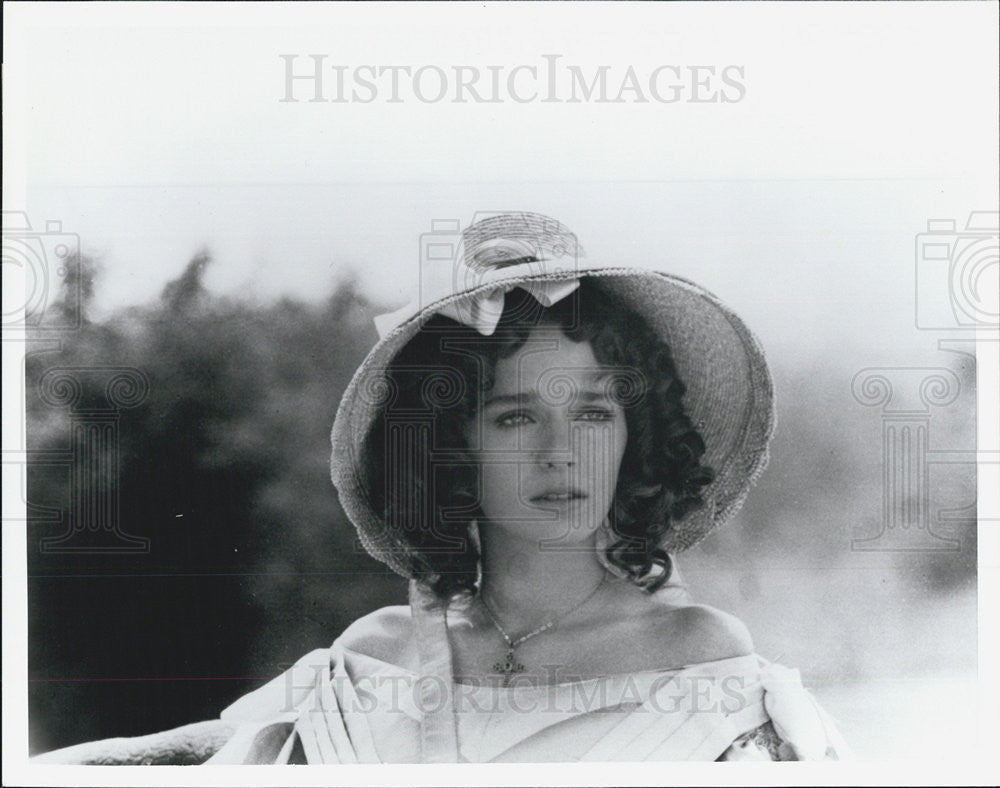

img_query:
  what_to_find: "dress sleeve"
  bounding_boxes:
[31,719,236,765]
[719,661,854,761]
[717,721,784,761]
[204,646,333,764]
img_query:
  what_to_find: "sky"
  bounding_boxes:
[4,2,997,372]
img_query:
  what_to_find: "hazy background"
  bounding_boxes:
[23,233,979,759]
[7,1,995,764]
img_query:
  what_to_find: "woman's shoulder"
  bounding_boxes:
[659,602,755,663]
[617,589,755,668]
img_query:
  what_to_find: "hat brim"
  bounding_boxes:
[330,267,775,578]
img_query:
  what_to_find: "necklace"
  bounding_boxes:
[478,572,608,686]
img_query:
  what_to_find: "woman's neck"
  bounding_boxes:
[476,525,608,635]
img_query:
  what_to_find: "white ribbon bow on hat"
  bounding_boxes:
[373,251,580,340]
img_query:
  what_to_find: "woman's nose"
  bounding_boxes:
[531,418,575,466]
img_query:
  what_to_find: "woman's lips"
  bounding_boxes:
[530,491,586,502]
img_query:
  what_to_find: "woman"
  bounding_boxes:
[35,212,851,764]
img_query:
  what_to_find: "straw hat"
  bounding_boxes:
[330,212,775,578]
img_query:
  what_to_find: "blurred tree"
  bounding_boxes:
[27,252,403,753]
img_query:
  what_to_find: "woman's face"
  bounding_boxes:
[462,326,629,548]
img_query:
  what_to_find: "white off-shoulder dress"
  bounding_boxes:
[204,582,852,764]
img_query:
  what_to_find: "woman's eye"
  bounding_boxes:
[496,411,533,428]
[572,409,616,422]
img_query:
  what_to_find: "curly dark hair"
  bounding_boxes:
[361,279,715,600]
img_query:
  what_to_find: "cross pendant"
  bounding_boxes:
[493,649,524,686]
